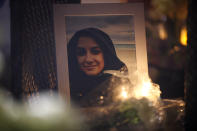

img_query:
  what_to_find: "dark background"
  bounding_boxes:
[1,0,197,130]
[0,0,186,99]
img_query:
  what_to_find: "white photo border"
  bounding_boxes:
[53,3,148,102]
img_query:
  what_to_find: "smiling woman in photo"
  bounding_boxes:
[67,28,130,107]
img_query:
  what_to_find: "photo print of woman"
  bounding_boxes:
[67,28,131,107]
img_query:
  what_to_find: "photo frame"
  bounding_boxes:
[53,3,148,102]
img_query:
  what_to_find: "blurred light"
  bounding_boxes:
[115,85,129,101]
[0,90,86,131]
[100,96,104,100]
[28,94,65,118]
[131,74,161,106]
[174,46,180,52]
[141,81,151,97]
[113,72,161,106]
[120,87,128,99]
[158,24,167,40]
[180,26,187,46]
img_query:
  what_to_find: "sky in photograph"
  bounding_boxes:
[65,15,135,45]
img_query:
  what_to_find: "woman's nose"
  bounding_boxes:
[85,52,94,62]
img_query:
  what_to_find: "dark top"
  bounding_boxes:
[71,73,131,107]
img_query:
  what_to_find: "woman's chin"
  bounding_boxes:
[84,71,100,76]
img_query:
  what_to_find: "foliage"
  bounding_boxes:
[86,98,164,131]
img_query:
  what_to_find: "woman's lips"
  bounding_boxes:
[82,65,97,70]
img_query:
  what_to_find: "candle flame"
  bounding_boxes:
[132,76,161,105]
[116,72,161,106]
[180,26,187,46]
[121,87,128,99]
[141,81,151,97]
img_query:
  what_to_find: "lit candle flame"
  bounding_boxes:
[132,76,161,105]
[116,73,161,106]
[141,81,151,97]
[121,87,128,99]
[180,26,187,46]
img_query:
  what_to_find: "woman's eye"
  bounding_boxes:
[76,48,86,56]
[91,48,102,55]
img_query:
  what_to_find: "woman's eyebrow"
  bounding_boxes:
[76,46,100,49]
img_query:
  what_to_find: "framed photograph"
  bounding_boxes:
[53,3,148,103]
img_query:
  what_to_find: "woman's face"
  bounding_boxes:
[76,37,104,76]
